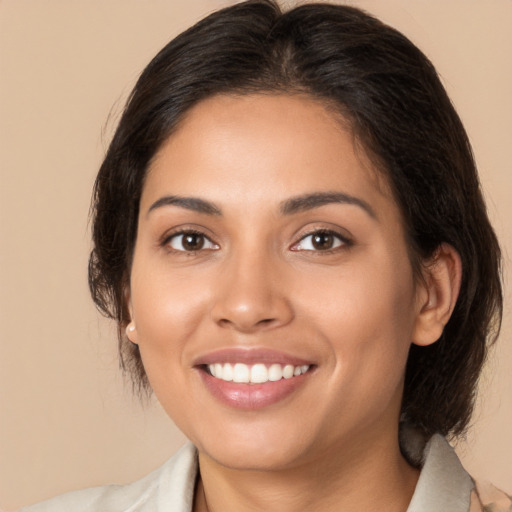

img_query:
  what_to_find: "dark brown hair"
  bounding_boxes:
[89,0,502,438]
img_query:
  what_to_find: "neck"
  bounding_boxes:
[193,426,419,512]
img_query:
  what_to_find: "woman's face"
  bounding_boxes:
[128,94,426,471]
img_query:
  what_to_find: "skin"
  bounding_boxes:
[126,94,461,512]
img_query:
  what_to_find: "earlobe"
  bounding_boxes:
[125,321,139,344]
[124,287,138,344]
[412,243,462,347]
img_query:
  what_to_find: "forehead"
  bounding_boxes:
[143,93,393,212]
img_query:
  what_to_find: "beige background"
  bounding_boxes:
[1,0,511,509]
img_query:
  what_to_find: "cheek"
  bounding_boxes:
[302,251,415,330]
[130,264,212,368]
[295,248,417,373]
[129,270,212,424]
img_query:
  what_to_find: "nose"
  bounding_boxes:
[210,251,294,333]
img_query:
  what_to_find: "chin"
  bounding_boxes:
[202,439,308,472]
[189,417,314,472]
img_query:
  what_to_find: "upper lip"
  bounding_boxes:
[193,348,315,367]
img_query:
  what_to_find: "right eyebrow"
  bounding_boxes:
[146,195,222,217]
[279,191,377,220]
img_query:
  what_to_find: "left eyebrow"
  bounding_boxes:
[279,192,377,219]
[147,195,222,217]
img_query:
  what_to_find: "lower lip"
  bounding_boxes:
[197,369,310,410]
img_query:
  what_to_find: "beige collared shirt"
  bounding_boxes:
[18,435,511,512]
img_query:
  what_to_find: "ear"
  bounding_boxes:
[125,321,139,344]
[124,287,139,345]
[412,243,462,347]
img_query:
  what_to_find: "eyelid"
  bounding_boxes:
[159,225,352,253]
[161,227,219,252]
[290,228,353,252]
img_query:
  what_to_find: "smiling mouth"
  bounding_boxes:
[197,356,315,409]
[205,363,311,384]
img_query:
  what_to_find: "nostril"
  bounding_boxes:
[216,316,278,332]
[256,318,276,326]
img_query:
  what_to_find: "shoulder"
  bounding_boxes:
[17,443,198,512]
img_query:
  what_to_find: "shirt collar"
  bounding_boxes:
[162,432,474,512]
[405,432,474,512]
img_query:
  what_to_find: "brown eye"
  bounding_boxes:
[168,231,218,252]
[183,233,204,250]
[312,233,335,250]
[293,230,347,252]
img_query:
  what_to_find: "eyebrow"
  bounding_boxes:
[147,196,222,217]
[280,192,376,219]
[147,191,376,219]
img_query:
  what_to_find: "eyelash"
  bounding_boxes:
[161,228,352,254]
[161,229,218,253]
[291,229,353,253]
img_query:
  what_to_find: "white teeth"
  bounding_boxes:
[250,364,268,383]
[233,363,250,383]
[283,364,294,379]
[207,363,310,383]
[268,364,283,381]
[223,363,233,381]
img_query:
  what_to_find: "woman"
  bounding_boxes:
[19,1,509,511]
